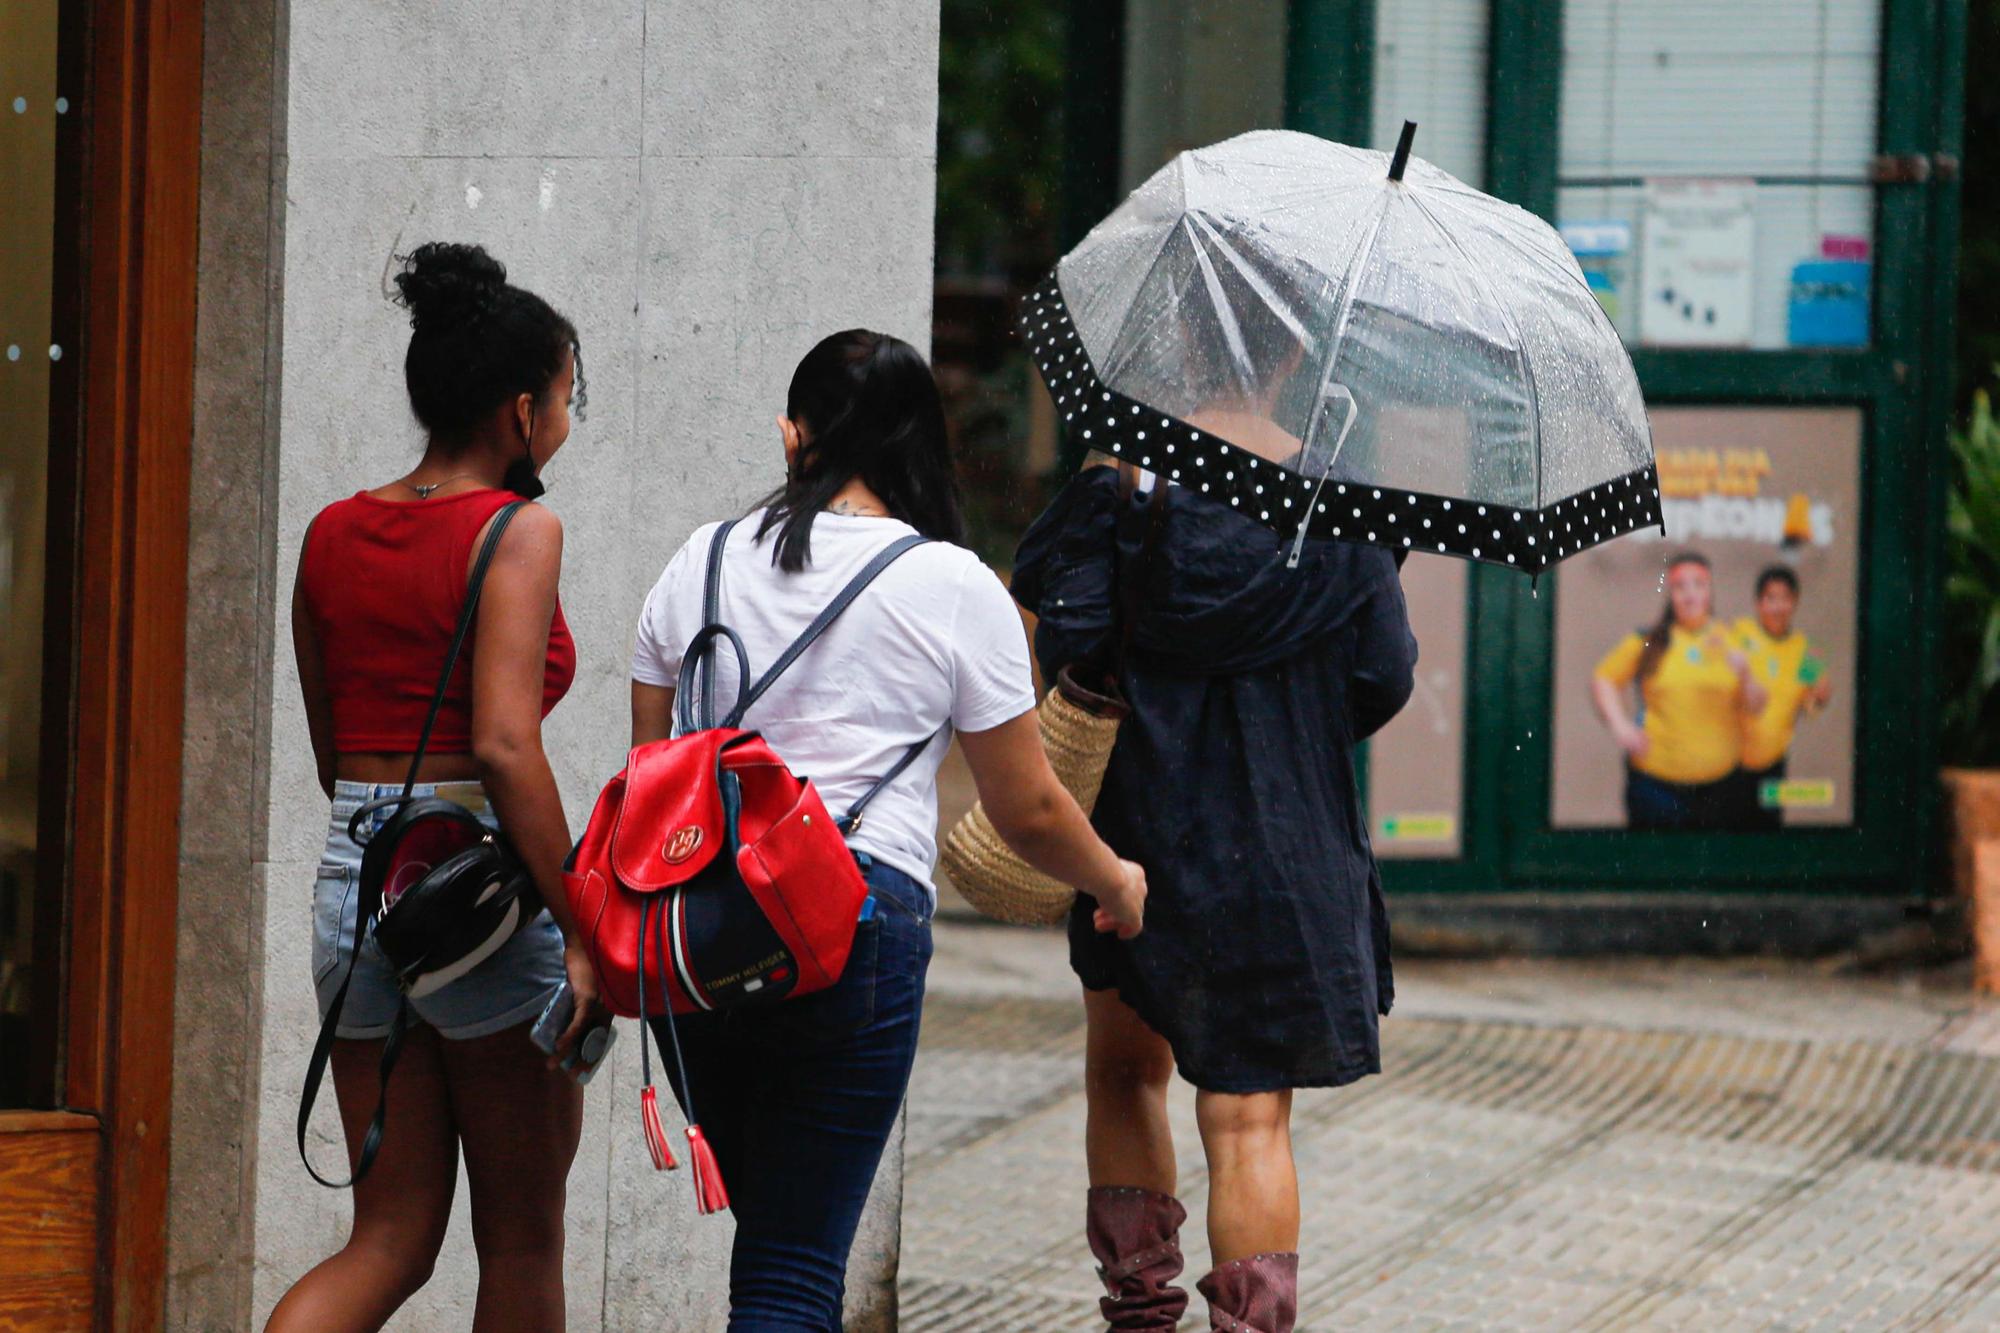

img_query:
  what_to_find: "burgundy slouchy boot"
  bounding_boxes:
[1086,1186,1191,1330]
[1196,1252,1298,1333]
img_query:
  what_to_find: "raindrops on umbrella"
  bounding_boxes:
[1021,125,1663,576]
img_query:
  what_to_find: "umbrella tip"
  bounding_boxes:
[1388,121,1418,182]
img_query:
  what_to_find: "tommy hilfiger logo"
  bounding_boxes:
[664,826,704,864]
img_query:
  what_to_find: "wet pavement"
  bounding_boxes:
[899,920,2000,1331]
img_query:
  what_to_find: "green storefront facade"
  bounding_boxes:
[1055,0,1966,942]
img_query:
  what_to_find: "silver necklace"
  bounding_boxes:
[400,471,481,499]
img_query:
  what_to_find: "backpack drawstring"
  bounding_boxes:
[636,897,677,1171]
[636,894,729,1213]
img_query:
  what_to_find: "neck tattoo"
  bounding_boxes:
[828,499,886,517]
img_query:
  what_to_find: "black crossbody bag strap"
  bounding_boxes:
[694,527,941,835]
[400,501,528,795]
[300,500,526,1189]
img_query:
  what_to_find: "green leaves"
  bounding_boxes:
[936,0,1065,279]
[1943,384,2000,765]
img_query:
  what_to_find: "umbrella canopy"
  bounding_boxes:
[1021,127,1660,575]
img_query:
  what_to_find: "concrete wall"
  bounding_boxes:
[172,2,940,1327]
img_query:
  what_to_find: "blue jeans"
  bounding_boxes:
[648,856,935,1332]
[1728,759,1788,831]
[1624,767,1735,831]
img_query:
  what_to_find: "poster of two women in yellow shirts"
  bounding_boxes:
[1590,554,1834,831]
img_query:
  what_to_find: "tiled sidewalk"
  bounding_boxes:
[900,923,2000,1331]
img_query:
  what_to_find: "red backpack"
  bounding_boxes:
[565,518,937,1213]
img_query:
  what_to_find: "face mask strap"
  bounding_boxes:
[505,398,546,499]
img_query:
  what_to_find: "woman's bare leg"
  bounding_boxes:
[1194,1088,1298,1264]
[440,1022,586,1333]
[266,1027,458,1333]
[1084,987,1177,1192]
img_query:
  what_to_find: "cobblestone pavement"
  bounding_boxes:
[899,920,2000,1332]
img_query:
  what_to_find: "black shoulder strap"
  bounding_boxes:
[836,728,940,835]
[697,519,740,729]
[298,985,408,1189]
[720,534,933,728]
[693,525,942,837]
[299,499,524,1190]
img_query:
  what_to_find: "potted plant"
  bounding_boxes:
[1942,382,2000,989]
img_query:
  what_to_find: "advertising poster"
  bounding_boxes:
[1550,407,1859,830]
[1560,218,1635,342]
[1640,180,1756,348]
[1368,555,1466,858]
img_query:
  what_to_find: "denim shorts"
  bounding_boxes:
[312,779,566,1040]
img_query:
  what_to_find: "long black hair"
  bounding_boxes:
[1636,551,1712,682]
[754,330,966,572]
[391,242,584,493]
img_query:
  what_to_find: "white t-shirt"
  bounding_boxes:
[630,510,1036,898]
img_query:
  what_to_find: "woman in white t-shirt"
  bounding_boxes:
[629,329,1145,1331]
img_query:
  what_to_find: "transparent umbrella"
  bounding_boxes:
[1021,125,1660,575]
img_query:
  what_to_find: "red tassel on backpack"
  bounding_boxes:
[685,1124,729,1215]
[640,1085,678,1171]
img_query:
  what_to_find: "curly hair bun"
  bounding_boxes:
[393,241,507,330]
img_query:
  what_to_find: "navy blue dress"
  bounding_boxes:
[1011,468,1417,1093]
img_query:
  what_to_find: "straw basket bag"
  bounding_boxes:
[939,667,1130,923]
[940,463,1166,924]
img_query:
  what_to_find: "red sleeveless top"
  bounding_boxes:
[300,488,576,754]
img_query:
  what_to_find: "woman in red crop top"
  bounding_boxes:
[271,243,599,1333]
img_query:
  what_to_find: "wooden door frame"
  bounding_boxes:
[76,0,200,1318]
[2,0,202,1325]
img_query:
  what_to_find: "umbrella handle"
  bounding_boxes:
[1288,386,1359,568]
[1388,121,1418,182]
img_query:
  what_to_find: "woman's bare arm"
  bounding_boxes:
[1734,658,1770,715]
[468,504,599,1055]
[291,527,338,800]
[1591,675,1648,759]
[957,711,1146,938]
[632,681,674,748]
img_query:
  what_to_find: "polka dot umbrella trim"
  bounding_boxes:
[1021,269,1663,577]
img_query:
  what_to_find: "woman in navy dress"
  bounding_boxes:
[1012,458,1416,1333]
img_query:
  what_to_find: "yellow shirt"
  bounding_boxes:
[1733,618,1816,770]
[1594,623,1745,785]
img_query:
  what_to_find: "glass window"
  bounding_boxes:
[930,1,1292,902]
[1371,0,1490,186]
[1368,554,1469,859]
[1558,0,1881,350]
[1,0,62,1107]
[932,0,1296,570]
[1366,0,1488,859]
[1119,0,1290,192]
[933,0,1070,566]
[1550,408,1861,831]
